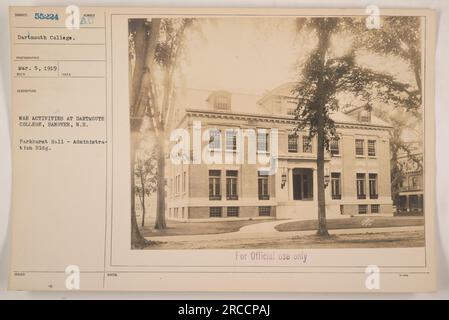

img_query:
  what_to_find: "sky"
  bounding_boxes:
[175,17,418,96]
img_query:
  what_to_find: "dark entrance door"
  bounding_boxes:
[292,168,313,200]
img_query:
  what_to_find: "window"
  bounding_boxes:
[302,136,312,153]
[182,171,186,193]
[214,95,230,110]
[258,171,269,200]
[175,175,180,196]
[225,129,237,151]
[369,173,378,199]
[257,131,269,152]
[209,129,221,150]
[259,206,271,216]
[288,134,298,153]
[287,108,296,116]
[356,173,366,199]
[368,140,376,157]
[226,170,238,200]
[331,172,341,199]
[358,205,368,214]
[209,170,221,200]
[210,207,222,218]
[330,138,340,156]
[359,110,371,122]
[355,139,364,156]
[227,207,239,217]
[371,204,379,214]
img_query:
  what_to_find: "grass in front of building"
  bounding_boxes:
[140,218,272,237]
[275,216,424,232]
[141,230,424,249]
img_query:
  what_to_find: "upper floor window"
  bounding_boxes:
[355,139,365,156]
[208,91,231,111]
[368,140,376,157]
[215,95,230,110]
[257,131,269,152]
[225,129,237,151]
[209,129,221,150]
[358,110,371,122]
[288,134,298,153]
[302,136,312,153]
[330,138,340,156]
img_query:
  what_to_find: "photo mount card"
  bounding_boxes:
[8,6,436,292]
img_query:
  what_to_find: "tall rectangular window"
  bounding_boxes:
[257,131,269,152]
[330,138,340,156]
[288,134,298,153]
[225,129,237,151]
[369,173,378,199]
[209,170,221,200]
[226,170,238,200]
[209,207,222,218]
[331,172,341,199]
[258,171,269,200]
[368,140,376,157]
[302,136,312,153]
[183,171,186,193]
[355,139,365,156]
[356,173,366,199]
[209,129,221,150]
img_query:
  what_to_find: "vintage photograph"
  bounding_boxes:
[128,16,424,250]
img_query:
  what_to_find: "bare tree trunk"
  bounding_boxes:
[129,18,161,247]
[130,133,147,247]
[140,174,146,227]
[154,138,166,229]
[314,22,331,237]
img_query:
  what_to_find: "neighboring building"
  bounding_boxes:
[397,143,424,214]
[166,83,394,221]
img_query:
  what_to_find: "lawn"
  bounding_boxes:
[140,219,272,237]
[142,230,425,249]
[275,216,424,232]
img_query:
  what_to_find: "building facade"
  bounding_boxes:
[166,83,394,221]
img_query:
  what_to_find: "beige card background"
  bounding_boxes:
[5,5,439,293]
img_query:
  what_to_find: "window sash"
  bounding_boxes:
[368,140,376,156]
[331,173,341,199]
[209,207,222,217]
[259,206,271,216]
[356,173,366,199]
[302,136,312,153]
[288,134,298,153]
[209,130,221,150]
[355,139,364,156]
[330,138,340,155]
[257,132,269,152]
[225,130,237,151]
[369,173,378,198]
[258,175,269,199]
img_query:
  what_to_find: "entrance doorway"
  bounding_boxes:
[292,168,313,200]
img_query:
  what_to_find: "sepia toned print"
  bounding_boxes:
[128,16,425,250]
